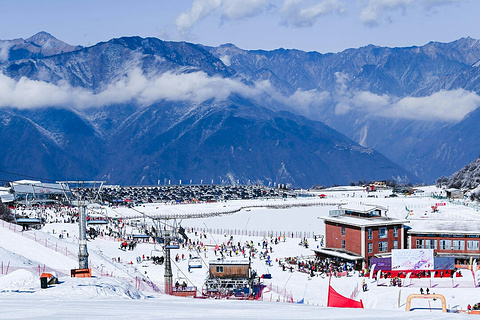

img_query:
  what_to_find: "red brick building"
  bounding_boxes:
[407,220,480,264]
[321,204,408,267]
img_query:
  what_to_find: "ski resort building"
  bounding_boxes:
[9,180,70,205]
[445,188,464,199]
[320,204,409,267]
[203,259,262,298]
[407,220,480,263]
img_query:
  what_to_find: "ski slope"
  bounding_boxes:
[1,186,479,319]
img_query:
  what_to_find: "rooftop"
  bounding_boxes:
[408,219,480,235]
[208,259,250,265]
[312,247,364,261]
[321,214,408,227]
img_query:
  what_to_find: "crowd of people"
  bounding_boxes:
[280,255,354,278]
[77,185,295,205]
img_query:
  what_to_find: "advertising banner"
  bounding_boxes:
[391,249,434,270]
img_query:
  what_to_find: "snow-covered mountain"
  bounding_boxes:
[3,33,480,186]
[0,31,82,62]
[205,38,480,182]
[444,155,480,190]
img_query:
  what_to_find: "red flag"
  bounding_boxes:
[327,285,364,308]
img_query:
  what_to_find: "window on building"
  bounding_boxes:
[378,241,388,252]
[216,266,224,273]
[439,240,452,250]
[368,243,373,253]
[416,239,424,249]
[393,240,398,249]
[453,240,465,251]
[342,239,345,249]
[367,229,372,240]
[341,226,345,236]
[425,239,437,250]
[393,226,398,237]
[379,227,387,239]
[467,240,479,251]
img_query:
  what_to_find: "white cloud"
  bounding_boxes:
[359,0,467,27]
[0,69,269,109]
[221,0,269,20]
[175,0,466,34]
[175,0,268,34]
[0,73,92,109]
[1,68,476,123]
[421,0,463,10]
[280,0,346,27]
[335,88,480,121]
[359,0,412,27]
[0,41,11,63]
[386,89,480,121]
[280,88,330,112]
[175,0,222,34]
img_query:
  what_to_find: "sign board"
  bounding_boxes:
[435,203,446,206]
[391,249,434,270]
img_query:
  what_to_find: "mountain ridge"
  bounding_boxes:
[2,33,480,186]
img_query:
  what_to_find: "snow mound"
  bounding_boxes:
[77,277,145,299]
[0,269,38,292]
[0,269,145,299]
[43,277,146,300]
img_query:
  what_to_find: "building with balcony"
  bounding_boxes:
[407,219,480,264]
[320,204,408,267]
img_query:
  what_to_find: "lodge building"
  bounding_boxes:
[320,204,408,267]
[407,220,480,263]
[320,203,480,268]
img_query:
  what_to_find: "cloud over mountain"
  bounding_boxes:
[0,69,269,109]
[2,64,478,123]
[0,42,10,63]
[335,88,480,122]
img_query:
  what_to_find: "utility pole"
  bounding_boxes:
[57,180,105,273]
[78,205,89,269]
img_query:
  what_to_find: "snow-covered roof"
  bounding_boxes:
[407,219,480,235]
[340,204,383,214]
[445,188,462,192]
[209,259,250,265]
[321,215,408,227]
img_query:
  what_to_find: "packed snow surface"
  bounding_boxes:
[1,186,479,319]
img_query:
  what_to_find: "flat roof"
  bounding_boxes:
[312,248,364,261]
[340,204,385,214]
[408,219,480,235]
[16,218,42,224]
[321,215,408,227]
[87,220,108,225]
[12,182,69,195]
[132,234,150,238]
[209,259,250,265]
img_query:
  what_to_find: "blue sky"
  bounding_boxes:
[0,0,478,53]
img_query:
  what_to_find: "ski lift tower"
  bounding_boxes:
[57,181,105,271]
[151,216,188,294]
